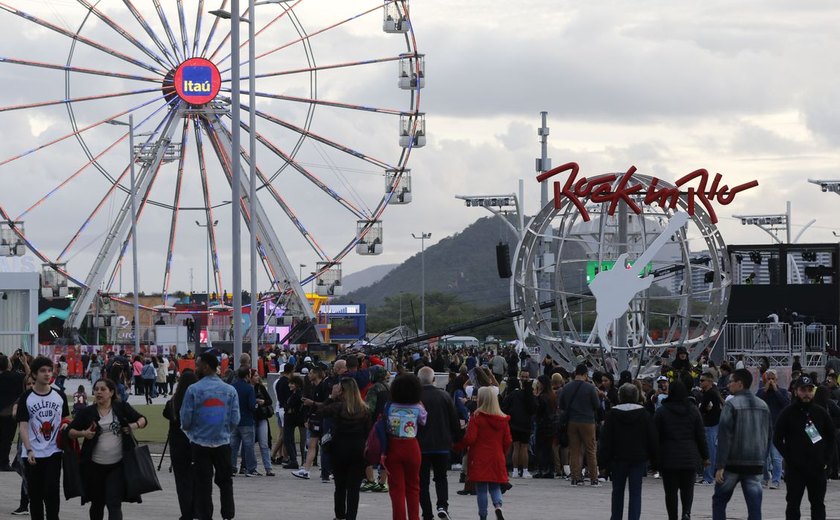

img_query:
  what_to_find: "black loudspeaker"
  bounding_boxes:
[496,242,512,278]
[767,257,779,284]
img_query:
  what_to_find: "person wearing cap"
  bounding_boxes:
[712,368,770,520]
[773,375,835,520]
[755,368,790,489]
[651,376,669,412]
[180,353,241,520]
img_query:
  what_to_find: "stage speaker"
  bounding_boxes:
[767,257,779,284]
[496,242,512,278]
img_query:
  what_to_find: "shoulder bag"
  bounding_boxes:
[122,432,162,499]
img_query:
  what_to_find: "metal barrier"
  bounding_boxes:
[721,322,836,367]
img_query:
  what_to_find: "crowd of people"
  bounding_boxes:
[1,343,839,520]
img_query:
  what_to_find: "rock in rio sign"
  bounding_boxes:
[536,162,759,223]
[173,58,221,106]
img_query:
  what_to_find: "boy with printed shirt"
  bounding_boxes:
[15,356,69,520]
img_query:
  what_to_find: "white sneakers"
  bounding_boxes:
[291,468,310,480]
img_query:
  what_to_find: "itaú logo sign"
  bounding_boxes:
[173,58,221,105]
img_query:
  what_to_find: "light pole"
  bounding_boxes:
[210,1,243,363]
[106,116,140,353]
[411,232,431,333]
[195,220,219,306]
[211,0,288,366]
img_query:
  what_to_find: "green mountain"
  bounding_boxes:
[339,216,520,309]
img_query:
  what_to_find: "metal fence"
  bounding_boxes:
[720,322,836,367]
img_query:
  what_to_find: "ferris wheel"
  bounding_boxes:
[0,0,424,333]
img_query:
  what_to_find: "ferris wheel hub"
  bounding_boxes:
[161,58,222,107]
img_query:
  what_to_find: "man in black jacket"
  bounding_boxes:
[598,383,658,520]
[0,354,24,471]
[773,375,835,520]
[417,367,460,520]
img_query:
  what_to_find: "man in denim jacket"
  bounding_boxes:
[712,368,771,520]
[181,353,241,520]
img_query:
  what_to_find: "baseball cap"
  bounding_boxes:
[794,375,816,388]
[304,356,312,362]
[301,367,310,375]
[656,376,669,383]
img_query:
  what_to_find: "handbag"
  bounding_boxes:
[61,430,84,500]
[255,404,274,421]
[363,403,390,465]
[123,434,162,499]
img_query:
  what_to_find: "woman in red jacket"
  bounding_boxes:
[455,386,512,520]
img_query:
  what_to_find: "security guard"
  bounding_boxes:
[773,375,835,520]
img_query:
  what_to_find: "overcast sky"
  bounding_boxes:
[1,0,840,298]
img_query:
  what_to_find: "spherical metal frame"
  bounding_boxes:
[513,172,731,370]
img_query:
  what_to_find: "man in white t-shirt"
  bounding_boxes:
[15,356,69,520]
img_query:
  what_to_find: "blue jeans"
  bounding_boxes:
[704,425,719,483]
[609,461,647,520]
[763,442,782,485]
[474,482,503,518]
[254,420,272,472]
[712,471,763,520]
[230,425,257,473]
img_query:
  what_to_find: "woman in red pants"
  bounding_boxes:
[384,373,427,520]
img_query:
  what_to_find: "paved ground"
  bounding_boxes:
[2,464,840,519]
[12,379,836,519]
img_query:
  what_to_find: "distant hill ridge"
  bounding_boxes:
[341,264,398,293]
[338,216,520,308]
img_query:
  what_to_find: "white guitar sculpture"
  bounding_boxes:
[588,212,690,351]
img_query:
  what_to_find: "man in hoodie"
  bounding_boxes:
[598,383,658,520]
[655,380,709,520]
[773,375,835,520]
[712,368,770,520]
[417,367,461,520]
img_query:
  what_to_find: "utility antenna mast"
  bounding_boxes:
[535,112,553,324]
